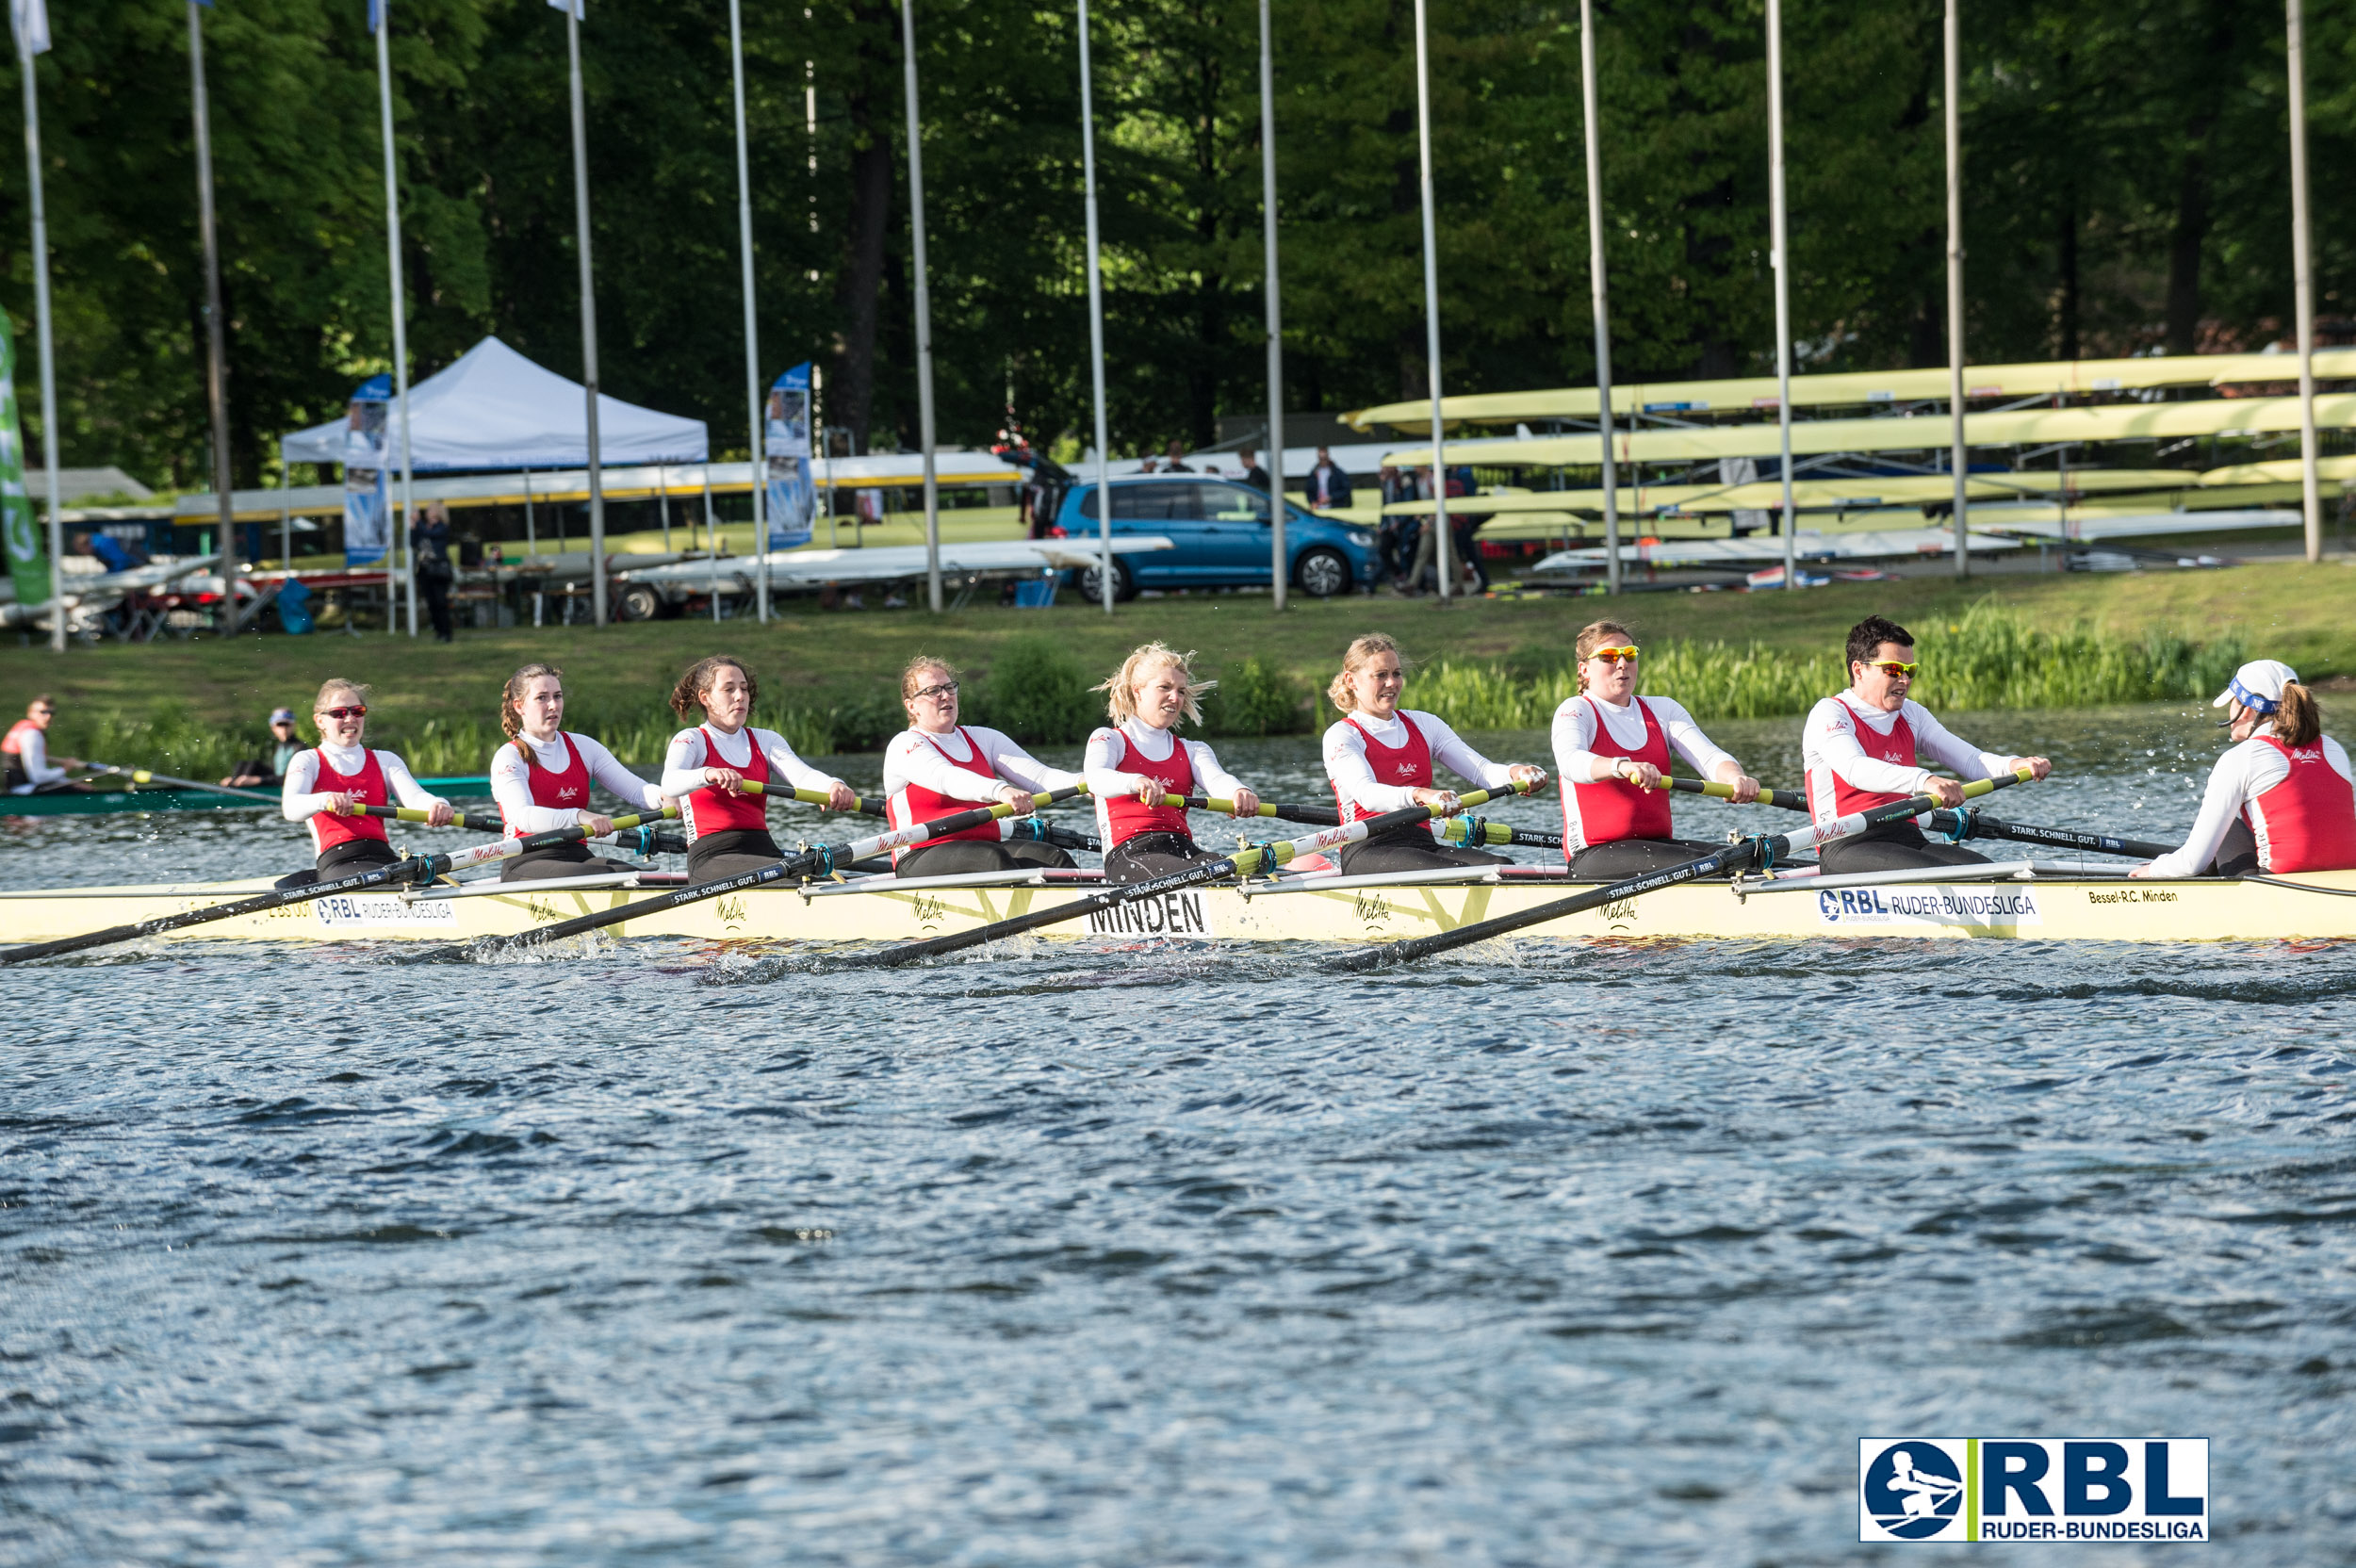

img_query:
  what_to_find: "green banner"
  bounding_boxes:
[0,311,53,610]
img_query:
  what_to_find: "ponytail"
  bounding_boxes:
[671,655,755,720]
[499,662,564,740]
[2275,681,2323,748]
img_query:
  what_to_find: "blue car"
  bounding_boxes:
[1054,475,1378,600]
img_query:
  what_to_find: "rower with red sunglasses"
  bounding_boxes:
[276,678,454,887]
[1803,614,2052,873]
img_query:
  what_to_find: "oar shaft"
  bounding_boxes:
[1165,793,1342,825]
[1661,776,1808,810]
[1933,808,2174,861]
[743,781,884,817]
[95,764,280,805]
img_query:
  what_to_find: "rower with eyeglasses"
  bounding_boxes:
[1550,619,1765,878]
[276,678,455,887]
[883,656,1086,877]
[1803,613,2053,874]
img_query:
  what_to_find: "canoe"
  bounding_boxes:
[5,860,2352,948]
[1,776,491,818]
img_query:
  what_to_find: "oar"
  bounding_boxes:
[744,781,885,816]
[842,781,1542,972]
[0,807,681,965]
[397,787,1090,964]
[1434,815,1560,851]
[1324,767,2037,972]
[1662,774,2168,859]
[86,764,278,804]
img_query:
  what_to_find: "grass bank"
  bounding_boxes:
[4,563,2341,776]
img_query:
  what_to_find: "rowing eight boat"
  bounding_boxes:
[5,861,2349,947]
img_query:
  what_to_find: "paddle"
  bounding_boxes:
[86,764,278,804]
[841,781,1542,972]
[1324,767,2036,972]
[0,807,681,965]
[1661,774,2170,858]
[397,787,1090,964]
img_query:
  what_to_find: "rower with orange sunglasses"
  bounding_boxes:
[1802,613,2051,873]
[1552,619,1766,877]
[276,678,455,887]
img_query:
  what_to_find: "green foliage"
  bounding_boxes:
[969,637,1100,745]
[1202,657,1312,737]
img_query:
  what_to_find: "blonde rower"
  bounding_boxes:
[661,656,857,884]
[884,656,1084,876]
[1085,644,1261,884]
[491,662,666,883]
[277,678,452,887]
[1322,633,1546,874]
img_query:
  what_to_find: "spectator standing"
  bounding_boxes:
[1237,449,1271,492]
[1307,448,1353,511]
[411,501,456,643]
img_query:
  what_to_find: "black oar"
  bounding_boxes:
[0,808,681,965]
[397,787,1090,964]
[1661,775,2169,858]
[86,763,279,804]
[1326,767,2037,971]
[842,781,1542,972]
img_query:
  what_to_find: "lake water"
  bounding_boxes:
[6,704,2352,1564]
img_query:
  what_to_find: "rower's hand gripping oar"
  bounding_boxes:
[0,808,681,965]
[842,780,1545,972]
[1661,775,2169,859]
[1325,767,2037,972]
[398,787,1090,964]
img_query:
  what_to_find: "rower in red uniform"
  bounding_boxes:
[277,678,454,886]
[1549,618,1762,877]
[1084,643,1261,884]
[884,656,1084,876]
[490,662,666,882]
[1803,614,2052,874]
[660,655,857,884]
[1321,632,1546,874]
[4,694,86,795]
[2135,659,2356,879]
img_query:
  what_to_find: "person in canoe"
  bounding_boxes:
[492,662,668,882]
[277,678,454,886]
[1085,643,1261,883]
[4,694,88,794]
[661,655,857,884]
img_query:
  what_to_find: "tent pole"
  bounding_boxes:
[1767,0,1796,591]
[899,0,941,613]
[706,464,722,623]
[188,2,237,624]
[18,18,66,651]
[659,466,672,551]
[818,364,836,550]
[1579,0,1618,597]
[1411,0,1448,601]
[562,0,607,625]
[1078,0,1114,614]
[729,0,769,621]
[375,0,418,637]
[524,469,535,559]
[1259,0,1284,611]
[2287,0,2321,564]
[1944,0,1969,578]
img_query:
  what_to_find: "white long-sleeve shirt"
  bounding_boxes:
[1324,708,1514,816]
[1802,692,2017,825]
[2143,727,2355,877]
[1085,717,1246,841]
[490,730,664,835]
[1551,693,1736,783]
[661,725,844,800]
[882,725,1081,806]
[282,743,446,851]
[3,727,67,792]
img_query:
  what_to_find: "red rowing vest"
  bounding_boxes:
[1562,695,1674,855]
[2244,736,2356,873]
[505,731,593,839]
[679,726,770,842]
[1334,712,1432,825]
[2,718,40,787]
[1832,708,1920,816]
[1101,728,1196,845]
[889,727,1003,862]
[309,746,389,853]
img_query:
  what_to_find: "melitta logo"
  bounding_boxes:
[1858,1438,2208,1543]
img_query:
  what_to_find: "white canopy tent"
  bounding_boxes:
[277,335,708,471]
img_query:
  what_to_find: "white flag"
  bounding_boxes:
[9,0,51,57]
[545,0,582,17]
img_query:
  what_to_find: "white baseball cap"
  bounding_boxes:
[2213,659,2299,714]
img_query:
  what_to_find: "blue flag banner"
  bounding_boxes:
[341,375,391,567]
[545,0,582,16]
[9,0,52,56]
[367,0,383,34]
[764,364,814,550]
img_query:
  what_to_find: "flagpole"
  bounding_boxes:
[1258,0,1285,611]
[561,0,607,625]
[1766,0,1796,591]
[187,2,237,602]
[1578,0,1618,597]
[1077,0,1113,614]
[16,10,65,651]
[1944,0,1970,579]
[728,0,769,621]
[899,0,941,613]
[2287,0,2321,564]
[1411,0,1448,601]
[374,0,418,636]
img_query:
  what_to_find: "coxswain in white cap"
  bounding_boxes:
[2134,660,2356,878]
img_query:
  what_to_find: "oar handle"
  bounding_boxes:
[1661,776,1808,810]
[1161,793,1349,825]
[741,781,883,816]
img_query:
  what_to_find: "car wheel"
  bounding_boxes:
[1076,557,1137,603]
[1294,547,1352,599]
[615,583,663,622]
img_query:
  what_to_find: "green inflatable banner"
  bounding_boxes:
[0,311,53,612]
